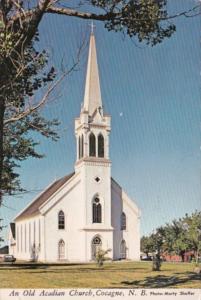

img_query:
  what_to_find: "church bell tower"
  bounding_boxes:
[75,28,113,258]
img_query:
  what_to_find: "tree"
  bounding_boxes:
[95,248,111,267]
[2,37,60,197]
[0,0,200,202]
[141,211,201,268]
[150,227,165,271]
[162,212,201,263]
[140,235,154,258]
[0,27,82,200]
[0,218,6,247]
[181,211,201,266]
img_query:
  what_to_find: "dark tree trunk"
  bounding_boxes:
[180,250,185,262]
[0,96,5,205]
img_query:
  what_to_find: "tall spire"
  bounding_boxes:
[83,28,102,116]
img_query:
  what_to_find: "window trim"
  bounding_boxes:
[92,197,102,223]
[121,212,126,230]
[58,210,65,230]
[98,133,104,158]
[89,132,96,157]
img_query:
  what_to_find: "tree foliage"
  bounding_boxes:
[95,248,111,267]
[1,34,59,196]
[141,211,201,266]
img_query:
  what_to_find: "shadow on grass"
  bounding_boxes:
[0,263,144,273]
[26,267,145,274]
[121,272,201,288]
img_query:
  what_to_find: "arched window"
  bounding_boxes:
[78,136,81,159]
[120,240,127,259]
[98,134,104,158]
[58,239,65,260]
[89,133,96,157]
[81,134,84,158]
[91,236,102,260]
[79,135,84,159]
[121,212,126,230]
[58,210,65,229]
[92,197,102,223]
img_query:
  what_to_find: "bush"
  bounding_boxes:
[96,248,111,267]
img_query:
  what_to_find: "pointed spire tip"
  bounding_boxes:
[90,21,96,35]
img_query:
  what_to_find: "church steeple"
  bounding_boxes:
[83,29,102,116]
[74,28,112,229]
[75,28,111,168]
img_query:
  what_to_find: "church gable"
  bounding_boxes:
[15,172,75,221]
[111,177,140,217]
[39,172,80,215]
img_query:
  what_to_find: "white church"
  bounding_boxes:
[9,30,141,262]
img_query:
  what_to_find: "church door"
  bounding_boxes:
[120,240,127,259]
[91,236,102,260]
[58,240,65,260]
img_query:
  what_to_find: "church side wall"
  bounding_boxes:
[111,181,140,261]
[111,182,123,260]
[122,197,140,260]
[14,216,43,261]
[44,181,86,262]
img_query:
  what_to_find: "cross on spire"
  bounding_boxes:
[90,21,96,34]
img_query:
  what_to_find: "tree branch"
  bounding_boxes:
[4,73,65,125]
[45,3,201,21]
[46,6,114,20]
[4,38,85,125]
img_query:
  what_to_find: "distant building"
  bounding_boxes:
[8,30,140,262]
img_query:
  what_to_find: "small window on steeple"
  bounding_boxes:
[89,133,96,157]
[78,135,84,159]
[78,136,81,159]
[98,134,104,158]
[81,134,84,158]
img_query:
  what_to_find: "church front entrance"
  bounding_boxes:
[91,236,102,260]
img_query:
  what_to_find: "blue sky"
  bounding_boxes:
[1,0,201,244]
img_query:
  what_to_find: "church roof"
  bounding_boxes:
[83,32,102,116]
[15,172,75,221]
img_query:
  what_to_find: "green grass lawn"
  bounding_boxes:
[0,261,200,288]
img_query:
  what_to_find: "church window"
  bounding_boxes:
[121,212,126,230]
[39,219,41,247]
[91,236,102,260]
[25,224,26,253]
[89,133,96,156]
[58,239,65,260]
[98,134,104,158]
[95,177,100,183]
[92,197,102,223]
[79,135,84,159]
[17,226,19,252]
[21,225,23,252]
[34,221,36,244]
[81,134,84,158]
[78,136,81,159]
[120,240,127,259]
[29,223,31,252]
[58,210,65,229]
